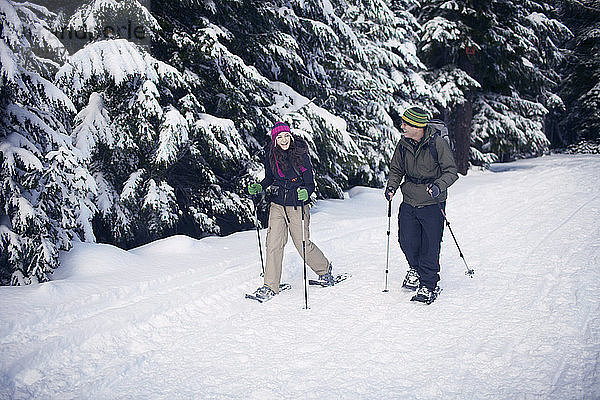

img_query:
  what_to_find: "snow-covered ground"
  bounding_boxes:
[1,154,599,399]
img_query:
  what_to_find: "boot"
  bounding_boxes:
[402,268,420,290]
[317,263,335,287]
[251,285,276,302]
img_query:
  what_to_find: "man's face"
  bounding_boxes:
[401,121,424,140]
[400,121,408,133]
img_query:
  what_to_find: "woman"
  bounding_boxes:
[247,122,335,302]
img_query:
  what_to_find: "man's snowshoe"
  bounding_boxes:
[402,268,420,291]
[410,286,441,305]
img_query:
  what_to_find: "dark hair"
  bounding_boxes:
[269,134,308,176]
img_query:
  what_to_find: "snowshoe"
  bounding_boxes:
[309,271,351,287]
[402,268,420,291]
[410,286,441,305]
[245,283,291,303]
[316,264,335,287]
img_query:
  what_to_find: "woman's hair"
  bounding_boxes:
[269,134,308,177]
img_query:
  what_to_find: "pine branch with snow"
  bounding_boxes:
[64,0,161,53]
[472,94,549,162]
[72,92,114,159]
[0,0,69,78]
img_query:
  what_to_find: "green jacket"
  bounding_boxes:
[386,128,458,207]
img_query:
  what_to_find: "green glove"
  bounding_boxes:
[297,188,309,201]
[248,183,262,195]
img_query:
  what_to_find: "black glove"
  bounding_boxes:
[427,183,440,198]
[384,187,395,201]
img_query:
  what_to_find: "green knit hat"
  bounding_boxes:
[401,107,428,128]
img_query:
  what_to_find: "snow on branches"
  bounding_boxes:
[1,0,96,284]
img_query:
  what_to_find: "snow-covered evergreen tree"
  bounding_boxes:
[153,0,428,200]
[0,0,95,284]
[416,0,572,166]
[1,0,592,285]
[55,34,261,245]
[557,0,600,146]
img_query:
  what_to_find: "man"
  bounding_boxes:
[385,107,458,304]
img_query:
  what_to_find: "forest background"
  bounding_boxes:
[1,0,599,285]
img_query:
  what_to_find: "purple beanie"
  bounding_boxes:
[271,122,291,142]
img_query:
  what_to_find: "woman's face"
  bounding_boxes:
[276,132,292,150]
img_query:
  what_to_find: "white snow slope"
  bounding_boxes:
[1,154,599,399]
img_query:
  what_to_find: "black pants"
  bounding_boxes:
[398,202,445,290]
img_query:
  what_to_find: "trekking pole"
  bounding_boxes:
[383,199,392,292]
[252,194,265,277]
[301,204,310,309]
[434,197,475,277]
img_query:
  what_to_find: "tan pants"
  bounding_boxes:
[265,203,329,293]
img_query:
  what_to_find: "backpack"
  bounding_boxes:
[426,119,454,168]
[399,119,453,183]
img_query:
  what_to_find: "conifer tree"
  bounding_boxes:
[55,9,262,243]
[416,0,571,167]
[0,0,95,284]
[153,0,427,199]
[557,0,600,146]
